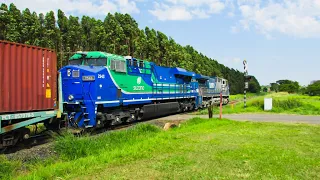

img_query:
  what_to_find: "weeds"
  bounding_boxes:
[0,155,21,179]
[54,124,160,160]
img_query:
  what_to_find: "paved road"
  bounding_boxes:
[154,114,320,125]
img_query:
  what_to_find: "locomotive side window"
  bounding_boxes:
[127,59,133,66]
[110,59,126,73]
[133,59,138,67]
[139,61,144,68]
[110,59,116,70]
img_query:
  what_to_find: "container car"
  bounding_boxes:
[0,41,59,148]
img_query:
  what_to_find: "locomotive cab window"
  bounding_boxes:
[69,59,82,65]
[84,58,106,66]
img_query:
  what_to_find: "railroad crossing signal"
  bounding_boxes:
[243,60,248,76]
[243,60,250,108]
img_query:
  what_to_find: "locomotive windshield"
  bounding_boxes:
[69,59,82,65]
[83,58,106,66]
[68,58,107,66]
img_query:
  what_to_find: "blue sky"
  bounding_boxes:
[6,0,320,86]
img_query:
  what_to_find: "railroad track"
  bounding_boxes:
[1,132,53,154]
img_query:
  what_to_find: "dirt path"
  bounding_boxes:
[153,113,320,125]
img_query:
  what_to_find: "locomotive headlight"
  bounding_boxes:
[67,69,71,77]
[68,95,74,101]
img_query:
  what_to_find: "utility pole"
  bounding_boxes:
[243,60,248,108]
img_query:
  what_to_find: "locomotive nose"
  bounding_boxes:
[60,65,106,103]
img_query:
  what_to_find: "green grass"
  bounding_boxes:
[0,156,21,180]
[199,93,320,115]
[229,92,263,101]
[2,118,320,179]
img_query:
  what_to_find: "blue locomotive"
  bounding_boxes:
[60,51,230,129]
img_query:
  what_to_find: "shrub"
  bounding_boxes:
[273,98,303,109]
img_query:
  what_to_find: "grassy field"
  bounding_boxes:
[199,92,320,115]
[1,118,319,179]
[228,92,264,102]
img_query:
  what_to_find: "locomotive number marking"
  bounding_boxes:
[133,86,145,91]
[98,74,105,79]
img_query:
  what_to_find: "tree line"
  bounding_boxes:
[268,80,320,96]
[0,3,261,94]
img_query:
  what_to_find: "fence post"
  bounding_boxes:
[208,104,213,119]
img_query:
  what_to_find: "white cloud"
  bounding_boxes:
[149,0,225,21]
[232,57,241,63]
[117,0,140,14]
[191,8,210,19]
[5,0,140,17]
[218,57,243,71]
[208,1,225,14]
[230,26,239,33]
[236,0,261,6]
[236,0,320,38]
[148,2,192,21]
[228,12,235,17]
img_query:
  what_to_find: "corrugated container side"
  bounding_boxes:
[0,41,57,114]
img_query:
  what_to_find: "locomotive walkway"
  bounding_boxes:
[155,114,320,125]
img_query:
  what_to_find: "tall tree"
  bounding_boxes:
[0,4,9,40]
[104,13,125,54]
[31,12,41,46]
[43,11,58,49]
[6,3,22,42]
[57,9,69,67]
[145,27,160,62]
[21,8,34,44]
[157,31,169,66]
[68,15,82,52]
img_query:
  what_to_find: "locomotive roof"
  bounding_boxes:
[69,51,148,63]
[195,74,210,80]
[69,51,124,60]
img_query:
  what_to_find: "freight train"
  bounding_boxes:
[0,41,229,149]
